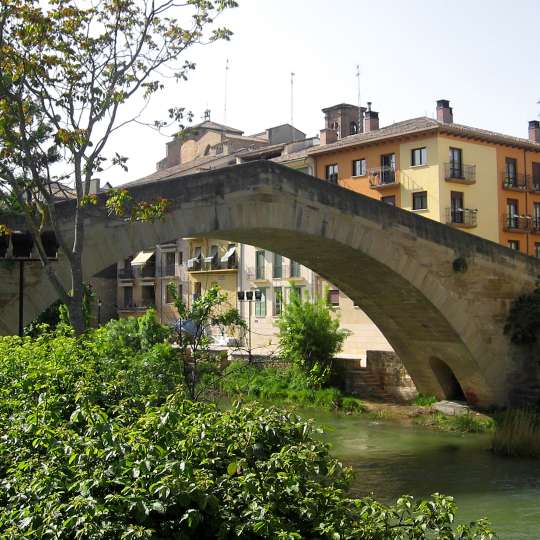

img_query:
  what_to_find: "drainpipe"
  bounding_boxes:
[525,148,529,255]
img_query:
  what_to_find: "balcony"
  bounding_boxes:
[531,217,540,233]
[368,166,398,189]
[247,266,269,283]
[444,163,476,184]
[502,172,528,191]
[160,263,176,277]
[503,214,530,233]
[445,208,478,228]
[138,264,156,279]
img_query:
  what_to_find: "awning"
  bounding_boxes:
[131,250,155,267]
[220,246,236,263]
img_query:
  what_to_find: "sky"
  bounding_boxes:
[102,0,540,185]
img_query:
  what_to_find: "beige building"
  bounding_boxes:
[115,113,392,361]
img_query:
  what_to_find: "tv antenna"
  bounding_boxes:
[223,58,229,124]
[290,72,295,141]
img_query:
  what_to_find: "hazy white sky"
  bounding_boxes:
[104,0,540,185]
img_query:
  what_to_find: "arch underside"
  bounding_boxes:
[1,161,537,406]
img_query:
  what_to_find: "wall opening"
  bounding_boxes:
[429,357,466,401]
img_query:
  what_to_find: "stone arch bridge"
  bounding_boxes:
[1,161,539,407]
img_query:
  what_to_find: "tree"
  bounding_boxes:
[276,289,350,388]
[168,282,245,399]
[0,0,237,333]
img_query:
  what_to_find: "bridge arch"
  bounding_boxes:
[1,161,538,407]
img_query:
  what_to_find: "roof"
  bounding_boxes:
[308,116,540,156]
[192,120,243,135]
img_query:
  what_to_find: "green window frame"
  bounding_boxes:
[255,250,265,279]
[273,287,283,316]
[273,253,283,279]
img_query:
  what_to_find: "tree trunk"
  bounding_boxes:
[67,298,86,335]
[68,252,86,335]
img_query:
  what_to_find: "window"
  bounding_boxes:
[534,203,540,230]
[290,286,303,302]
[290,260,301,278]
[411,147,427,167]
[449,148,463,178]
[193,281,202,300]
[536,243,540,259]
[163,251,175,276]
[327,289,340,307]
[193,246,202,259]
[273,287,283,316]
[325,164,339,184]
[350,121,358,135]
[533,162,540,191]
[255,250,265,279]
[352,158,366,177]
[504,158,518,187]
[165,281,176,304]
[255,288,267,317]
[412,191,428,210]
[273,253,283,279]
[178,251,183,265]
[382,195,396,206]
[508,240,520,251]
[380,153,396,184]
[507,199,518,228]
[450,191,464,223]
[123,286,133,307]
[142,285,155,307]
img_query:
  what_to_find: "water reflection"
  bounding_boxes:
[308,411,540,540]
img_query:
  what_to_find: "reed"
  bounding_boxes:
[492,408,540,458]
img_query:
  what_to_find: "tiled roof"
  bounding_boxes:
[308,116,540,155]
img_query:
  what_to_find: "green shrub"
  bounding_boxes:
[411,394,438,407]
[492,408,540,458]
[0,329,494,538]
[504,279,540,345]
[276,292,350,388]
[415,411,494,433]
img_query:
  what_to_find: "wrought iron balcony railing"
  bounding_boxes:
[368,166,397,188]
[531,217,540,233]
[502,172,528,190]
[118,267,134,280]
[444,162,476,183]
[445,208,478,227]
[503,214,530,232]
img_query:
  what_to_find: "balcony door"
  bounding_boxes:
[380,153,395,184]
[451,191,463,224]
[449,148,463,178]
[507,199,518,228]
[533,162,540,191]
[505,158,518,187]
[534,202,540,231]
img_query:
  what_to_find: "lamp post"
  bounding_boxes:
[0,230,58,336]
[97,298,102,326]
[237,289,262,363]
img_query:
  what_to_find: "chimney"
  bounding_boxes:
[529,120,540,143]
[320,127,338,145]
[363,102,379,132]
[436,99,453,123]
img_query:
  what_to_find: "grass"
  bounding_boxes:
[410,394,438,407]
[414,411,495,433]
[492,408,540,458]
[220,362,366,412]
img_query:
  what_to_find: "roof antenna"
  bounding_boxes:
[223,58,229,125]
[290,72,295,142]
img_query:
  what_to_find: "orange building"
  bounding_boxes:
[309,100,540,256]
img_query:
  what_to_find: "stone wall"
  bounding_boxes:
[332,351,417,402]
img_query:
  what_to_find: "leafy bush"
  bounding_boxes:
[0,328,494,538]
[276,292,350,388]
[492,408,540,458]
[504,279,540,345]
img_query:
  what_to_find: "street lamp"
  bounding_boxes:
[97,298,102,326]
[0,230,58,336]
[237,289,262,363]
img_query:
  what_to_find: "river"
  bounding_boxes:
[308,410,540,539]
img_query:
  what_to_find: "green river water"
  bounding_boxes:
[307,410,540,539]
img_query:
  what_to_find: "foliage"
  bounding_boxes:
[276,291,350,388]
[0,0,237,333]
[414,412,495,434]
[221,362,367,412]
[0,329,494,539]
[411,394,438,407]
[167,283,245,399]
[492,408,540,458]
[504,279,540,345]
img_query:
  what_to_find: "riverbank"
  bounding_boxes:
[219,362,495,434]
